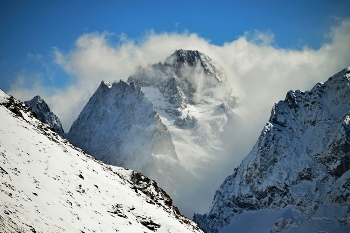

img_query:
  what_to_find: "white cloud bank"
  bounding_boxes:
[8,19,350,215]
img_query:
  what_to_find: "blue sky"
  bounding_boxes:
[1,0,350,132]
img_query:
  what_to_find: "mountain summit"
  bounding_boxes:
[129,49,236,110]
[194,67,350,233]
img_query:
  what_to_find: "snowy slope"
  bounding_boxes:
[25,95,64,135]
[0,90,204,233]
[194,67,350,233]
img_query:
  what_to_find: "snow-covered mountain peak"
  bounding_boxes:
[0,89,204,233]
[165,49,203,66]
[29,95,43,103]
[194,67,350,233]
[24,95,64,135]
[164,49,225,82]
[129,49,236,109]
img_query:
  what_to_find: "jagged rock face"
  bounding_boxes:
[0,90,204,233]
[66,81,177,173]
[25,95,64,135]
[194,68,350,233]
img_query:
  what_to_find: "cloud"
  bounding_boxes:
[7,19,350,216]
